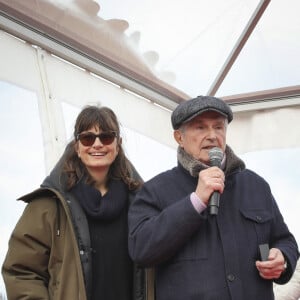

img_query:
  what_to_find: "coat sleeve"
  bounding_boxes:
[1,197,56,299]
[270,194,299,284]
[128,181,203,267]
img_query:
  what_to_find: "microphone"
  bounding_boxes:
[208,147,223,215]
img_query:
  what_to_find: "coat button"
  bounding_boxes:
[227,274,235,282]
[256,216,262,222]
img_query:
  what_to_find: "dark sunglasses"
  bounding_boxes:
[76,131,117,146]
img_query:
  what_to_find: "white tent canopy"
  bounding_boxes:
[1,30,300,171]
[1,0,300,167]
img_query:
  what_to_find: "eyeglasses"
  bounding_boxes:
[76,131,117,146]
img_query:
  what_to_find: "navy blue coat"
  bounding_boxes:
[128,163,299,300]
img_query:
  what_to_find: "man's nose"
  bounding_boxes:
[207,128,217,139]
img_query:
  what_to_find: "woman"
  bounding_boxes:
[2,105,148,300]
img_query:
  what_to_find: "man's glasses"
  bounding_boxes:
[76,131,117,146]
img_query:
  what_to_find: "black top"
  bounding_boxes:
[88,206,133,300]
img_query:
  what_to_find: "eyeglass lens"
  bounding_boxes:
[78,132,116,146]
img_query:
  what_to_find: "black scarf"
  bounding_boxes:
[71,177,128,220]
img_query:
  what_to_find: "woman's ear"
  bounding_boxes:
[116,137,122,154]
[74,141,80,158]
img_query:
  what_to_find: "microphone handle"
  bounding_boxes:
[209,191,220,215]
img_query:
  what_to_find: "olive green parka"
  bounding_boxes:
[2,156,153,300]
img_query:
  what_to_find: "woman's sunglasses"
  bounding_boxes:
[76,131,117,146]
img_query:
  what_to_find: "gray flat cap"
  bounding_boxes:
[171,95,233,129]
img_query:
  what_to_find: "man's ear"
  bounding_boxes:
[174,130,183,147]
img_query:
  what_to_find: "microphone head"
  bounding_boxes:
[208,147,223,167]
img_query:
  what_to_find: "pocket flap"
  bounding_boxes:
[240,209,272,223]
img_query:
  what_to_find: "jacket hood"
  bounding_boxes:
[18,143,73,203]
[41,142,74,192]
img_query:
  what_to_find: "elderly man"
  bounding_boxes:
[128,96,299,300]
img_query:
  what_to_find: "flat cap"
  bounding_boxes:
[171,95,233,129]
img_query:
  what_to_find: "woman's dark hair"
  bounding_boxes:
[62,105,142,190]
